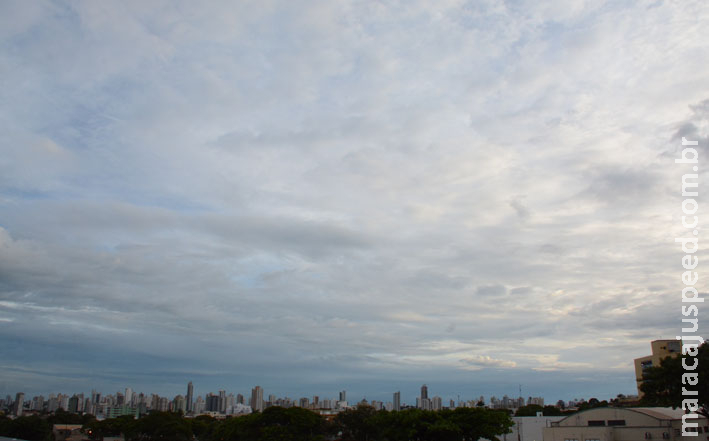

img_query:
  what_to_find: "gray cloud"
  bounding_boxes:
[0,0,708,402]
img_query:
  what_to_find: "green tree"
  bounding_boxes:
[334,404,381,441]
[640,342,709,416]
[190,414,217,441]
[0,414,52,441]
[449,407,513,441]
[514,405,543,416]
[129,412,191,441]
[211,407,329,441]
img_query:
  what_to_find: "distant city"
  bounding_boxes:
[2,380,622,420]
[3,339,672,421]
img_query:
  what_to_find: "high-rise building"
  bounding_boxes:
[432,396,442,411]
[420,384,428,400]
[206,393,219,412]
[251,386,264,412]
[186,382,194,413]
[634,339,682,397]
[68,395,80,413]
[32,395,45,411]
[125,387,133,405]
[173,395,186,413]
[219,390,226,413]
[47,395,59,412]
[339,390,346,402]
[14,392,25,416]
[158,397,169,412]
[194,396,205,414]
[393,391,401,411]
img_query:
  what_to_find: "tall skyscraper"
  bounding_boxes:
[186,381,194,413]
[68,395,79,413]
[219,390,226,413]
[420,384,428,400]
[432,396,442,411]
[339,390,346,402]
[251,386,264,412]
[14,392,25,416]
[125,387,133,406]
[206,393,219,412]
[393,391,400,411]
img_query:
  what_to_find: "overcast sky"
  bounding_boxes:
[1,0,708,404]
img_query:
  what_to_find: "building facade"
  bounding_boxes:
[251,386,264,412]
[633,340,681,397]
[543,407,707,441]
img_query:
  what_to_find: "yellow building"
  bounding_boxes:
[633,340,681,397]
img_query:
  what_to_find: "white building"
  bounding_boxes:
[499,414,566,441]
[543,407,708,441]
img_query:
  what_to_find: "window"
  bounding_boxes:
[645,432,652,439]
[588,421,606,427]
[564,438,578,441]
[608,420,626,426]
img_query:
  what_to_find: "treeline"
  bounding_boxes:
[331,405,513,441]
[1,405,513,441]
[0,409,95,441]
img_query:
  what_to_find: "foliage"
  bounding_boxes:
[334,405,513,441]
[85,414,139,440]
[640,342,709,415]
[514,405,543,416]
[576,400,609,412]
[0,414,53,441]
[190,414,218,440]
[211,406,329,441]
[0,404,514,441]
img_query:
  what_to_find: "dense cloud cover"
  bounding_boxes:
[0,0,708,402]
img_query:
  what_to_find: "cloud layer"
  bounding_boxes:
[1,0,708,402]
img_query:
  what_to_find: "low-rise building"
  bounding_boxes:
[543,407,707,441]
[502,414,566,441]
[53,424,83,441]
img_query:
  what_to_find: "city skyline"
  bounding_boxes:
[1,1,708,402]
[0,378,629,410]
[1,380,572,417]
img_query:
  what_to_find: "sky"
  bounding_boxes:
[0,0,708,405]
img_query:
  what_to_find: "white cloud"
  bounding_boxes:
[460,355,517,370]
[0,0,707,400]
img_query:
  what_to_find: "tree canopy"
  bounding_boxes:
[1,405,514,441]
[335,405,513,441]
[640,341,709,415]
